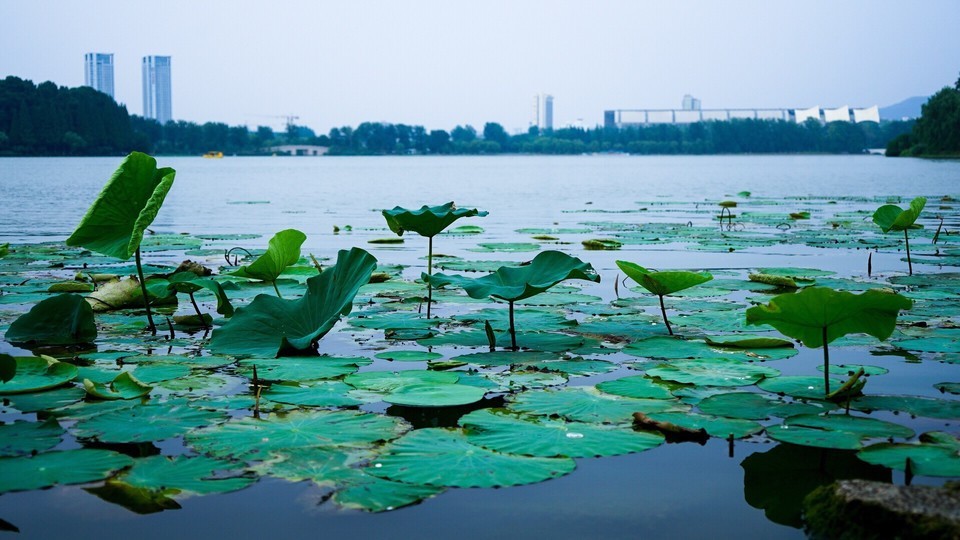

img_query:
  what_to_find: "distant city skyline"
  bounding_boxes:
[83,52,114,98]
[2,1,958,133]
[142,56,172,124]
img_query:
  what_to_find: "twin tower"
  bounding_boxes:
[83,53,172,124]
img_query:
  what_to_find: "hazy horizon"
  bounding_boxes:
[2,1,958,134]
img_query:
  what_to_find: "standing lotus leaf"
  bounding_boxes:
[209,248,377,358]
[746,287,912,395]
[147,271,235,326]
[66,152,176,334]
[873,196,926,275]
[615,260,713,335]
[229,228,307,297]
[426,251,600,349]
[382,202,487,317]
[5,293,97,346]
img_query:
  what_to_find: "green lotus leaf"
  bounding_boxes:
[892,337,959,353]
[936,382,960,395]
[507,387,685,423]
[450,350,559,367]
[857,441,960,477]
[263,381,364,408]
[72,401,226,443]
[745,287,913,348]
[0,418,64,456]
[704,335,795,349]
[382,202,487,238]
[697,392,832,420]
[229,229,307,284]
[461,409,664,458]
[426,250,600,303]
[766,424,864,450]
[334,474,445,513]
[872,196,926,233]
[757,376,846,400]
[237,356,368,382]
[83,371,153,400]
[65,152,176,260]
[4,386,85,412]
[0,356,78,395]
[523,358,618,377]
[816,363,888,377]
[146,272,234,317]
[615,261,713,296]
[120,455,255,495]
[209,248,377,357]
[373,350,444,362]
[742,443,892,528]
[646,358,780,387]
[0,354,14,383]
[384,383,486,407]
[368,428,575,488]
[767,413,914,450]
[5,293,97,346]
[345,370,458,393]
[186,410,410,461]
[0,449,133,494]
[483,370,568,391]
[644,411,763,439]
[850,395,960,420]
[596,375,675,400]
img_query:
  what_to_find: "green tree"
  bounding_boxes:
[482,122,509,149]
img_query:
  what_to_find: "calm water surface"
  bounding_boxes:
[0,155,958,539]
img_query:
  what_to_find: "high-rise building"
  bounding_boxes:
[681,94,701,111]
[532,93,555,131]
[142,56,172,124]
[84,53,115,99]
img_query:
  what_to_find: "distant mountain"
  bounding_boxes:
[880,96,928,121]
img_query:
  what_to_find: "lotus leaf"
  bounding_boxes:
[643,411,763,439]
[0,356,78,395]
[507,387,685,423]
[427,251,599,349]
[757,376,846,400]
[0,418,63,456]
[384,383,487,407]
[5,293,97,346]
[523,358,617,377]
[238,356,368,382]
[229,229,307,295]
[345,370,458,393]
[873,197,926,275]
[72,401,226,443]
[461,409,664,458]
[450,350,560,367]
[334,474,445,512]
[646,358,780,387]
[83,371,153,400]
[596,375,675,400]
[746,287,912,395]
[857,432,960,477]
[368,428,575,488]
[0,449,133,494]
[146,272,234,319]
[483,370,568,392]
[615,260,713,335]
[374,350,443,362]
[742,443,892,528]
[697,392,831,420]
[5,386,85,412]
[209,248,377,357]
[66,152,176,260]
[704,335,794,349]
[264,381,364,408]
[816,364,888,377]
[120,455,255,495]
[768,414,914,450]
[186,410,410,460]
[850,395,960,420]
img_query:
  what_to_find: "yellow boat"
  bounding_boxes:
[202,151,224,159]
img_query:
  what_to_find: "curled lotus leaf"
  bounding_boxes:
[66,152,176,260]
[83,371,153,400]
[0,356,78,395]
[745,287,913,348]
[209,248,377,358]
[368,427,575,488]
[382,202,488,238]
[229,229,307,284]
[426,250,600,302]
[5,293,97,346]
[873,196,926,233]
[615,260,713,296]
[146,272,234,317]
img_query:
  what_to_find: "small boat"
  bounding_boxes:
[202,151,224,159]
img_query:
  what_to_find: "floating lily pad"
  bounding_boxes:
[461,409,664,457]
[646,358,780,387]
[815,364,889,377]
[0,357,79,395]
[334,474,445,512]
[757,376,845,400]
[0,418,64,456]
[644,412,763,439]
[345,370,458,393]
[507,387,684,423]
[857,432,960,477]
[768,414,914,450]
[892,337,958,354]
[374,350,443,362]
[368,428,575,488]
[238,356,368,382]
[596,375,675,400]
[697,392,831,420]
[120,455,254,495]
[264,381,364,408]
[450,350,560,367]
[0,449,133,494]
[384,384,487,407]
[5,293,97,346]
[850,395,960,420]
[72,401,226,443]
[5,386,86,412]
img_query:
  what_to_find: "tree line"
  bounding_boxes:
[886,74,960,157]
[0,76,913,157]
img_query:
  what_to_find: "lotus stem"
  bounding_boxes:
[188,291,209,328]
[135,247,157,335]
[658,294,673,336]
[426,235,433,318]
[904,229,912,276]
[822,326,830,396]
[272,280,283,298]
[508,300,517,351]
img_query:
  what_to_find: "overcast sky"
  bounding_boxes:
[2,1,958,133]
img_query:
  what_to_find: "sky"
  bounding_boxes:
[1,1,958,134]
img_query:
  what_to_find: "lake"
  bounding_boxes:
[0,155,958,539]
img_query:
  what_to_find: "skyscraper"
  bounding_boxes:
[543,95,554,130]
[532,94,555,131]
[84,53,115,99]
[142,56,172,124]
